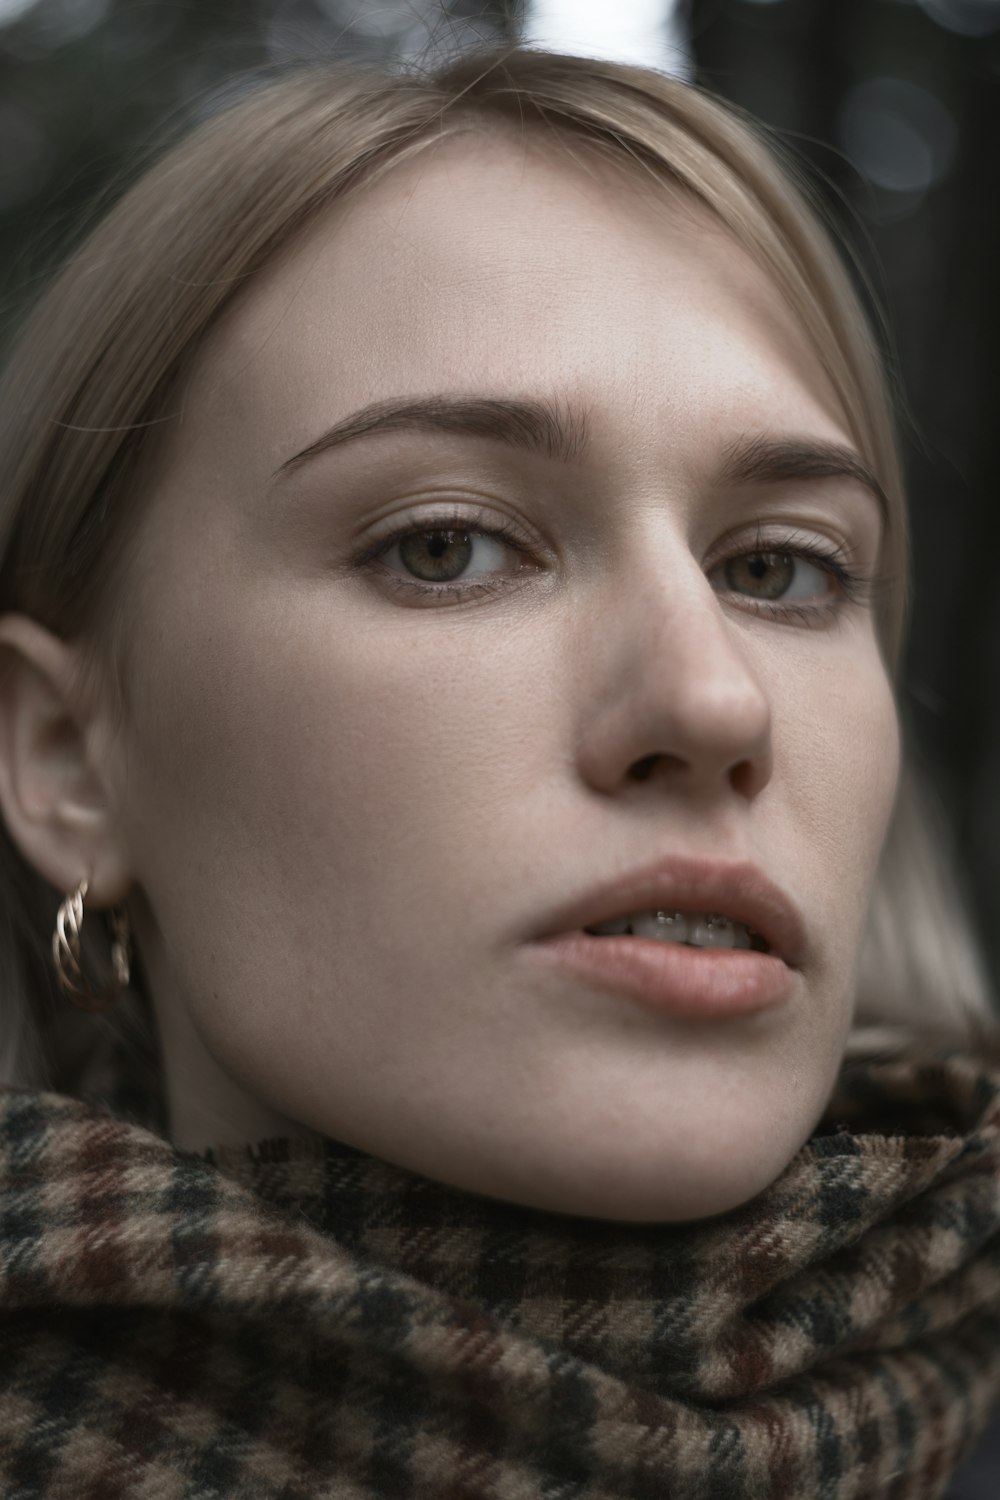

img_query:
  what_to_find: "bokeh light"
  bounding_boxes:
[0,0,38,25]
[0,0,111,56]
[837,76,957,199]
[524,0,690,73]
[915,0,1000,36]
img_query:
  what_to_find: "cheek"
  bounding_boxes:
[118,576,567,1127]
[770,632,900,926]
[119,582,533,983]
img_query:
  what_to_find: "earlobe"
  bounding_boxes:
[0,614,130,905]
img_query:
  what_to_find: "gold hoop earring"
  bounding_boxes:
[52,877,131,1014]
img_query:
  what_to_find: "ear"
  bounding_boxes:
[0,614,131,906]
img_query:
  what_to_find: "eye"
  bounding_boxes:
[717,550,835,603]
[706,534,872,624]
[355,509,539,605]
[390,527,506,584]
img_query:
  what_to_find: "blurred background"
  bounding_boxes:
[0,0,997,990]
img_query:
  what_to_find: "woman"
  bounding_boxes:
[0,43,996,1499]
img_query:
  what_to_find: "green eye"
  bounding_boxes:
[397,528,477,583]
[718,550,833,603]
[726,552,792,599]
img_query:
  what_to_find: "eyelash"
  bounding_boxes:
[354,507,874,624]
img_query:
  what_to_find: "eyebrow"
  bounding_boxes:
[717,433,888,523]
[271,395,589,479]
[272,396,888,525]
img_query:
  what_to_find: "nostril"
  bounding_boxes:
[729,755,769,800]
[630,754,660,782]
[629,753,688,784]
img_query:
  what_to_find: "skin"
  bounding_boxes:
[0,131,899,1221]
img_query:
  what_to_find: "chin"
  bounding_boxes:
[595,1147,806,1225]
[468,1097,828,1224]
[523,1156,799,1225]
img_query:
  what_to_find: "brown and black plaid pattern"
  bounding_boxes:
[3,1051,1000,1498]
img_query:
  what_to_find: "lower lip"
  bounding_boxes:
[532,933,797,1019]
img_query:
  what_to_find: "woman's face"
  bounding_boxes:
[109,131,898,1220]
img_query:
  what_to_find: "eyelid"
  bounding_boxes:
[703,518,864,570]
[354,503,537,566]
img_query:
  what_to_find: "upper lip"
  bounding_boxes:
[532,853,807,968]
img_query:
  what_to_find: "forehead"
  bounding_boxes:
[173,130,851,478]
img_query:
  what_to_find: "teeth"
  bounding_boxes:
[586,910,759,950]
[690,915,742,949]
[631,910,689,943]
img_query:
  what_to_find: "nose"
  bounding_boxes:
[575,550,773,804]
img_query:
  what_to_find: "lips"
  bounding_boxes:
[531,853,807,970]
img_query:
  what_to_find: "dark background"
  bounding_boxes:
[0,0,997,990]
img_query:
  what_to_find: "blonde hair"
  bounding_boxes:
[0,47,991,1091]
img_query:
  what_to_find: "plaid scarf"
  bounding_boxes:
[3,1050,1000,1499]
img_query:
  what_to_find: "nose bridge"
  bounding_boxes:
[578,534,773,799]
[659,565,770,739]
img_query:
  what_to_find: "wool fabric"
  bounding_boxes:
[3,1050,1000,1498]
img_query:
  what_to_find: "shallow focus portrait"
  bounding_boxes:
[0,44,999,1500]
